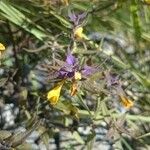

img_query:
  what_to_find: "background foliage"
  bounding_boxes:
[0,0,150,150]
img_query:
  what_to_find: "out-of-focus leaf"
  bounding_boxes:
[94,97,101,119]
[77,94,92,117]
[72,131,85,144]
[86,131,96,143]
[3,120,41,148]
[49,10,71,28]
[137,132,150,139]
[72,1,92,11]
[0,1,47,40]
[40,132,50,150]
[130,0,142,43]
[121,137,134,150]
[101,100,109,116]
[87,132,96,150]
[0,78,8,87]
[55,101,79,119]
[0,130,12,140]
[131,70,150,88]
[16,143,33,150]
[86,131,96,150]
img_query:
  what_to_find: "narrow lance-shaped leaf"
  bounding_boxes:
[0,1,47,40]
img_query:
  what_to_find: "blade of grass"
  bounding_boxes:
[77,94,93,117]
[0,1,47,40]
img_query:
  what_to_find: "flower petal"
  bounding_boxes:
[74,71,81,80]
[68,11,77,23]
[66,53,76,65]
[47,80,64,105]
[119,95,134,109]
[0,43,5,51]
[71,82,78,96]
[74,27,84,39]
[81,65,97,77]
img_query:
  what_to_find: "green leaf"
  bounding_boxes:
[86,132,96,150]
[121,137,134,150]
[130,0,142,42]
[72,131,85,144]
[0,1,47,40]
[55,101,79,119]
[0,77,8,87]
[40,132,50,150]
[16,143,34,150]
[101,99,110,116]
[49,10,71,28]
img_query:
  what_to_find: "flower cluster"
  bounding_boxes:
[47,53,134,109]
[46,11,134,109]
[47,53,96,105]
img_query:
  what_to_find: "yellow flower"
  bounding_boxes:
[119,95,134,109]
[0,43,5,51]
[74,27,87,40]
[47,80,64,105]
[74,71,82,80]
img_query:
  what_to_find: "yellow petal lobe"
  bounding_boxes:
[0,43,5,51]
[120,95,134,109]
[47,81,64,105]
[74,27,85,39]
[74,72,81,80]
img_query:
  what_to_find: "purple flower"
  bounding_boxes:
[66,53,76,65]
[105,72,119,87]
[81,65,97,77]
[58,53,96,79]
[68,11,87,26]
[58,53,77,78]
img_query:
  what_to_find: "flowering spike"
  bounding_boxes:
[47,80,64,105]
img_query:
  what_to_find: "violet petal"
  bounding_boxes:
[81,65,97,76]
[106,72,119,87]
[67,71,75,78]
[66,53,76,65]
[68,11,77,23]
